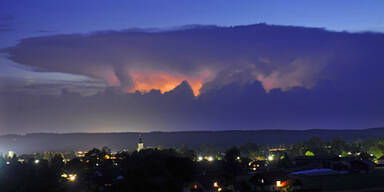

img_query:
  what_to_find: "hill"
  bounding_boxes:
[2,128,384,154]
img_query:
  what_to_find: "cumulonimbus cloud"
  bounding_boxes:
[3,24,384,134]
[4,24,383,95]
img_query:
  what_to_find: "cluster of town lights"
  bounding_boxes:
[249,162,261,171]
[197,156,215,162]
[213,181,222,191]
[61,173,77,182]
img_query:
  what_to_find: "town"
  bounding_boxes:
[2,135,384,192]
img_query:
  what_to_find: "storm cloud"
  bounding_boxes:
[5,24,350,95]
[3,24,384,134]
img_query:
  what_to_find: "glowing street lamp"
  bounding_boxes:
[213,181,222,191]
[34,159,40,164]
[276,180,286,188]
[61,173,77,182]
[197,156,203,161]
[207,156,214,162]
[268,155,274,161]
[68,174,77,182]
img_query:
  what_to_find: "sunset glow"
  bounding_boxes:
[256,74,276,93]
[105,72,120,87]
[129,72,208,96]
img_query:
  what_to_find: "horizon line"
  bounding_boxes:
[2,126,384,137]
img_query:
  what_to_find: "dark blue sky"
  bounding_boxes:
[1,0,384,134]
[1,0,384,47]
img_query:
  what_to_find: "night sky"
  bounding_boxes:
[1,0,384,134]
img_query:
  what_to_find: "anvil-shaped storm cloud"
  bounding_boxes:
[5,24,342,95]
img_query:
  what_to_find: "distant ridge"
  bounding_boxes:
[4,126,384,136]
[1,127,384,154]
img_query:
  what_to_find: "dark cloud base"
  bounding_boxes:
[1,79,384,134]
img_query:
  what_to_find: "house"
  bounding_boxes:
[183,175,222,192]
[250,171,300,192]
[293,155,340,169]
[183,181,209,192]
[249,160,267,172]
[349,159,375,173]
[93,169,124,189]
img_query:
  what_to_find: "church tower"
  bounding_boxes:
[137,134,144,152]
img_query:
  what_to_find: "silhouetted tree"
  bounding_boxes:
[224,147,241,187]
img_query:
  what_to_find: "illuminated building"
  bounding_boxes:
[8,151,15,159]
[137,134,144,152]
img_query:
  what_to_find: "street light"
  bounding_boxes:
[213,181,222,191]
[276,180,286,188]
[68,174,77,182]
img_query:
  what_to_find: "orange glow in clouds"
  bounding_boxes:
[129,72,209,96]
[106,72,120,86]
